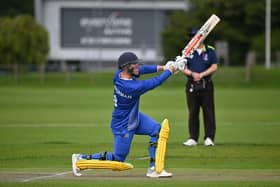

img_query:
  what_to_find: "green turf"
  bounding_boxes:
[0,66,280,186]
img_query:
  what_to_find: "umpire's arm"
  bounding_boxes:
[199,64,218,79]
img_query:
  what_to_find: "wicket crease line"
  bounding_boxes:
[20,171,72,183]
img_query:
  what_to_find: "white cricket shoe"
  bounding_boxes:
[72,153,82,176]
[183,139,197,146]
[204,137,215,146]
[146,166,172,178]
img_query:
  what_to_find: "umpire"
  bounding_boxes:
[182,28,218,146]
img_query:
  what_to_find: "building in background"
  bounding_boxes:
[35,0,188,71]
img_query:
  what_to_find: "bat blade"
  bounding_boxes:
[182,14,220,57]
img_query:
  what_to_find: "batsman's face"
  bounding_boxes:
[130,64,140,76]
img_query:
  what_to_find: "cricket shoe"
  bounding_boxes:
[183,139,197,146]
[204,137,215,146]
[146,166,172,178]
[72,153,82,176]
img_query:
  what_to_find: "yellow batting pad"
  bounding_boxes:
[155,118,170,173]
[76,160,133,171]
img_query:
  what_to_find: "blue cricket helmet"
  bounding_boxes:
[118,52,142,69]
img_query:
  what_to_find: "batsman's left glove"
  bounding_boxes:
[163,60,175,70]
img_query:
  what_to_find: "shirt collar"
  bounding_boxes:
[196,45,206,55]
[196,48,203,55]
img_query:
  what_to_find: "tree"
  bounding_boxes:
[0,15,49,81]
[0,0,34,17]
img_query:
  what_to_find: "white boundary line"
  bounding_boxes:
[20,171,72,183]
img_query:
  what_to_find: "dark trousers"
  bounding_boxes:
[185,80,216,141]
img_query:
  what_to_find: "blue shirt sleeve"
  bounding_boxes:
[133,70,172,96]
[139,65,157,75]
[209,49,218,64]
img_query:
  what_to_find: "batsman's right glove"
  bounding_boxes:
[174,56,187,71]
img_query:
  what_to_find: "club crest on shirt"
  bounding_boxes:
[202,54,208,61]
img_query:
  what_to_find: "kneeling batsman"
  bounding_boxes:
[71,56,187,178]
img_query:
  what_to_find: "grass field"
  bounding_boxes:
[0,67,280,186]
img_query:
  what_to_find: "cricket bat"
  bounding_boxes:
[182,14,220,58]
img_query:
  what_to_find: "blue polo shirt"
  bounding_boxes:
[186,44,218,80]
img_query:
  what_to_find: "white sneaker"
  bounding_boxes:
[204,137,215,146]
[72,154,82,176]
[146,166,172,178]
[183,139,197,146]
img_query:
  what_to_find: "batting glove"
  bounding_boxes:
[174,56,187,71]
[163,60,175,70]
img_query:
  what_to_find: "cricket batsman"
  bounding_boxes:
[72,52,186,178]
